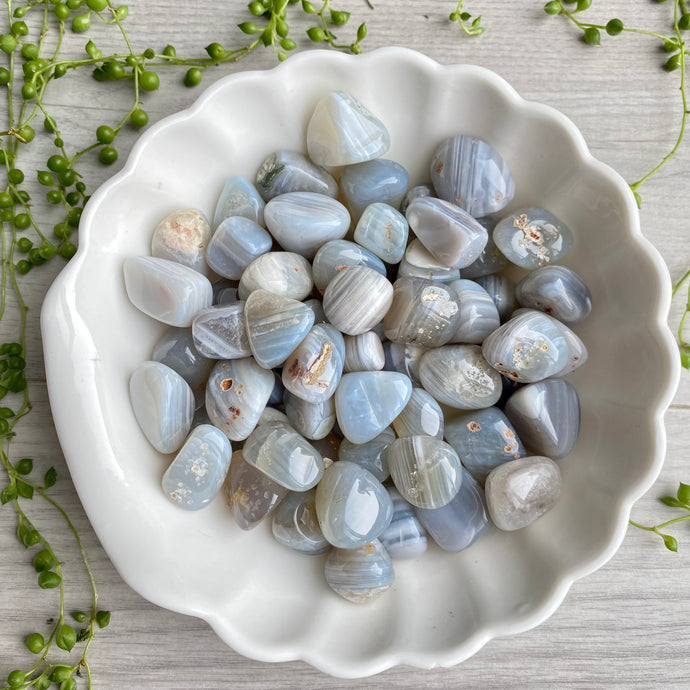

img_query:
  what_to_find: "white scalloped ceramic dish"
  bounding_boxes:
[41,47,679,678]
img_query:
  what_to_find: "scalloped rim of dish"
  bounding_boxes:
[40,47,680,677]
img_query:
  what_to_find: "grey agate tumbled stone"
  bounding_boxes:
[212,175,265,229]
[430,135,515,217]
[255,149,338,201]
[343,331,385,373]
[354,202,409,264]
[415,467,491,552]
[396,238,460,284]
[162,424,232,511]
[283,390,335,441]
[378,487,427,560]
[272,488,330,555]
[238,251,313,302]
[315,460,393,549]
[191,303,250,360]
[475,274,517,323]
[152,327,213,390]
[485,456,562,531]
[312,239,386,294]
[340,158,409,221]
[444,407,525,483]
[392,387,444,440]
[447,279,500,345]
[504,378,581,459]
[418,344,502,410]
[324,539,394,604]
[130,361,194,454]
[493,207,573,269]
[151,208,212,277]
[338,426,395,482]
[205,216,273,280]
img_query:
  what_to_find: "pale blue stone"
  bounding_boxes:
[283,390,336,440]
[151,208,212,276]
[162,424,232,510]
[130,361,194,454]
[383,341,427,387]
[205,358,275,441]
[515,265,592,324]
[212,175,265,229]
[399,184,431,215]
[493,207,574,269]
[447,279,500,344]
[244,289,315,370]
[223,449,288,530]
[481,309,570,383]
[242,420,324,491]
[430,135,514,217]
[475,273,517,323]
[307,91,390,167]
[152,327,213,390]
[405,196,488,269]
[343,331,385,373]
[379,487,427,560]
[238,251,313,302]
[256,149,338,201]
[191,303,250,360]
[340,158,409,221]
[392,387,444,440]
[418,345,502,409]
[324,539,394,603]
[123,256,213,327]
[315,460,394,548]
[338,427,395,482]
[396,238,460,283]
[504,378,580,459]
[264,191,351,260]
[312,240,386,293]
[444,407,525,483]
[303,298,328,325]
[415,467,491,551]
[212,280,238,306]
[206,216,273,280]
[282,323,345,403]
[462,217,510,279]
[272,488,330,555]
[354,202,408,264]
[335,371,412,444]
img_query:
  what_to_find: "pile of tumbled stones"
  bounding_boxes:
[124,91,592,604]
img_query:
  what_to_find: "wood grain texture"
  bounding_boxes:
[2,1,690,687]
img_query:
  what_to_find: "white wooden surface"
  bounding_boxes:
[2,1,690,687]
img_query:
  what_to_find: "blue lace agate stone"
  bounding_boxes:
[255,149,338,201]
[272,488,330,555]
[378,487,427,560]
[340,158,409,221]
[312,239,386,294]
[354,202,409,264]
[205,216,272,280]
[212,175,265,229]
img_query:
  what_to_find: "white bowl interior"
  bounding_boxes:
[41,48,678,677]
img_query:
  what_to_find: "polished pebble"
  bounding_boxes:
[444,407,525,483]
[406,196,488,269]
[123,256,213,327]
[447,279,501,344]
[151,208,212,276]
[152,327,213,390]
[399,184,432,214]
[244,289,315,370]
[378,487,427,560]
[415,467,491,551]
[388,435,463,509]
[461,218,511,279]
[418,344,502,409]
[191,302,251,360]
[340,158,409,221]
[206,216,273,280]
[430,134,514,217]
[504,378,580,459]
[212,175,265,228]
[354,202,409,263]
[238,251,313,301]
[337,426,395,482]
[242,420,324,491]
[264,191,351,259]
[272,488,331,555]
[212,281,239,306]
[475,273,517,323]
[282,323,345,403]
[392,387,444,440]
[205,358,275,441]
[343,331,385,372]
[223,449,288,530]
[303,298,328,325]
[255,149,338,201]
[515,265,592,324]
[396,238,461,283]
[283,390,336,440]
[493,207,573,269]
[307,91,390,167]
[384,277,461,347]
[481,309,570,383]
[324,539,394,604]
[323,266,394,336]
[162,424,232,510]
[383,341,427,386]
[258,405,290,427]
[130,361,194,454]
[335,371,412,444]
[312,239,386,294]
[485,455,561,531]
[315,460,393,548]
